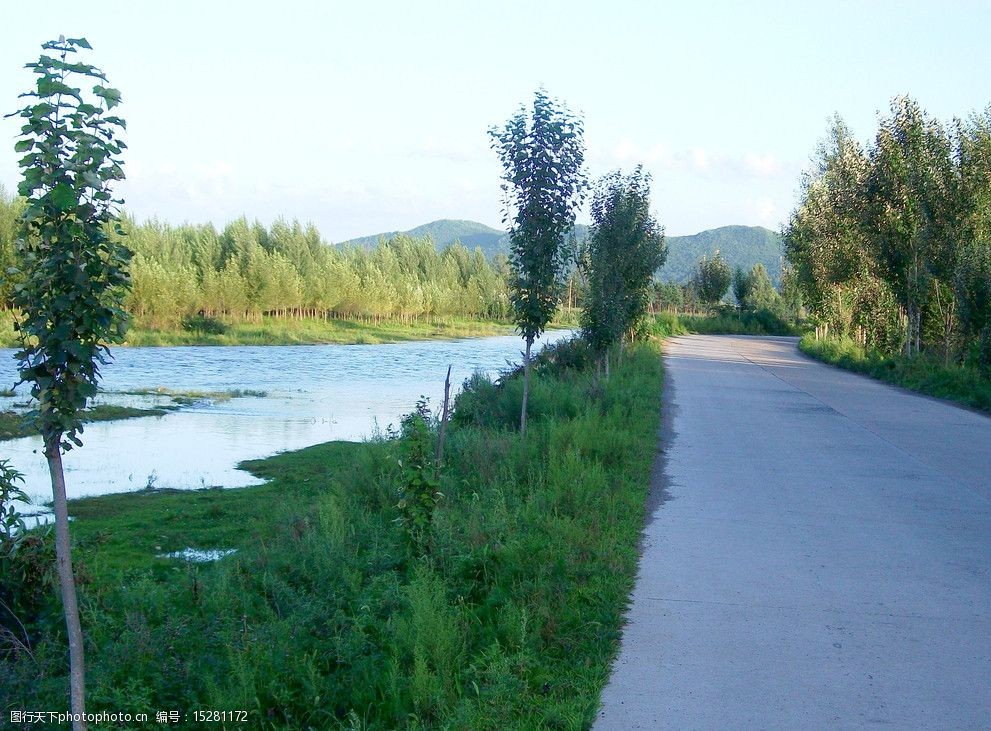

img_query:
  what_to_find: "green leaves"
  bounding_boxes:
[93,85,122,109]
[786,97,991,363]
[36,76,82,100]
[49,183,78,211]
[11,37,130,452]
[490,89,587,344]
[581,167,666,355]
[694,251,732,304]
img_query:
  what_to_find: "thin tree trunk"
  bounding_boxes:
[520,336,532,438]
[434,365,452,479]
[914,308,921,354]
[45,437,87,731]
[908,309,914,355]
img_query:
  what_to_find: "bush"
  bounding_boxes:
[801,335,991,412]
[180,314,228,335]
[976,324,991,377]
[0,461,59,659]
[647,309,798,337]
[395,401,442,552]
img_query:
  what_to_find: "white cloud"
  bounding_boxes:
[745,195,781,229]
[590,139,785,182]
[691,148,710,171]
[741,152,782,177]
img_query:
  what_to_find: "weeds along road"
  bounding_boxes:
[596,335,991,730]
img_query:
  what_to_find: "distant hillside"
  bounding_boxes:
[662,225,784,284]
[341,219,506,257]
[341,219,783,284]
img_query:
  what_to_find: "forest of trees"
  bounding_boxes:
[785,97,991,371]
[0,190,512,328]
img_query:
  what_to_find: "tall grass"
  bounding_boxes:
[0,310,16,348]
[124,316,520,347]
[1,337,664,728]
[649,308,799,337]
[801,335,991,412]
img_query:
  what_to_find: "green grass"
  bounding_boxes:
[0,404,169,441]
[125,316,519,346]
[0,390,265,440]
[1,336,664,729]
[800,335,991,413]
[0,313,585,349]
[649,308,800,337]
[0,310,16,348]
[113,387,268,404]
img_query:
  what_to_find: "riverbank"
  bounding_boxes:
[0,390,268,442]
[2,336,663,728]
[0,404,169,441]
[800,335,991,413]
[1,313,582,348]
[125,316,522,346]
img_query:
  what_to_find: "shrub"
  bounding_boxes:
[181,314,228,335]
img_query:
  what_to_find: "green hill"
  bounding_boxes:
[662,225,784,284]
[341,219,783,284]
[340,219,506,257]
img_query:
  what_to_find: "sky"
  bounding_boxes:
[1,0,989,240]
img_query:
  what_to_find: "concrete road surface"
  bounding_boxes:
[596,335,991,730]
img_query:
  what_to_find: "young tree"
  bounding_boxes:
[954,109,991,369]
[784,115,872,339]
[8,37,130,728]
[865,96,954,354]
[743,263,779,311]
[732,265,751,308]
[581,167,666,372]
[693,250,731,305]
[489,89,586,434]
[779,263,804,321]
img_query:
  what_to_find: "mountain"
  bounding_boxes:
[662,225,784,284]
[341,219,507,257]
[341,219,783,284]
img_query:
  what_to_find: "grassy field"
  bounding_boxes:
[1,336,663,729]
[800,335,991,413]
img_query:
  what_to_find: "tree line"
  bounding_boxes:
[785,97,991,371]
[0,193,513,328]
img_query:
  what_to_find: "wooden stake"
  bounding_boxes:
[435,365,452,477]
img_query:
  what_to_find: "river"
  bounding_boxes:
[0,331,571,508]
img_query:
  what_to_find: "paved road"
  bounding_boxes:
[596,335,991,730]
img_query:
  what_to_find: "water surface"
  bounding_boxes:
[0,331,570,506]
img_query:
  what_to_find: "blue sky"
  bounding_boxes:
[1,0,989,239]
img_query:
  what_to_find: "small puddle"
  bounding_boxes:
[160,547,237,562]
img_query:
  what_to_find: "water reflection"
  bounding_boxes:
[0,331,571,505]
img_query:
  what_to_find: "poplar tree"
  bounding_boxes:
[490,89,586,435]
[8,37,130,729]
[866,96,954,354]
[694,250,732,305]
[581,167,665,372]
